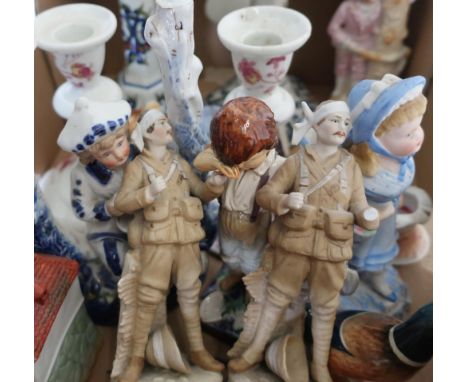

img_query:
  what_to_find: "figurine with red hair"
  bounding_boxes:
[194,97,285,289]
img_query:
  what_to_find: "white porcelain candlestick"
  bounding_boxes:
[217,6,311,124]
[35,4,123,119]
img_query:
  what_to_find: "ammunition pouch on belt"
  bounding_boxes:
[280,206,354,242]
[144,200,170,222]
[143,197,204,223]
[181,197,204,222]
[324,210,354,241]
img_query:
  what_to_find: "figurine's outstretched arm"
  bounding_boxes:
[349,161,379,231]
[179,158,225,202]
[144,0,208,163]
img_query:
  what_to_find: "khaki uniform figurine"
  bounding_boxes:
[228,100,379,382]
[114,108,226,382]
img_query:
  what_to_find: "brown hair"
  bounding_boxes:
[210,97,277,166]
[350,94,427,176]
[77,125,129,165]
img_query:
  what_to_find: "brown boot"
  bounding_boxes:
[118,356,144,382]
[178,286,224,372]
[190,349,225,372]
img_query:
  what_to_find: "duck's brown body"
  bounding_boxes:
[329,310,430,382]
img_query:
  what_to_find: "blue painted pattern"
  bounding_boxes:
[92,200,111,222]
[34,185,120,325]
[120,4,151,65]
[92,124,106,137]
[85,161,113,186]
[73,115,129,152]
[102,239,123,276]
[71,199,85,219]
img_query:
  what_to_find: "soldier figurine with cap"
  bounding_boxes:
[57,96,137,284]
[112,107,226,382]
[228,99,380,382]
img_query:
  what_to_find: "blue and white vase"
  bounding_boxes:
[118,0,164,109]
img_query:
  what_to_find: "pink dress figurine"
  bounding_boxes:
[328,0,382,100]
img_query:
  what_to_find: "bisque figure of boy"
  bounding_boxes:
[57,97,136,281]
[228,100,379,382]
[113,107,226,381]
[194,97,286,289]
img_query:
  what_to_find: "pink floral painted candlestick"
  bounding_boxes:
[217,6,311,124]
[35,3,123,118]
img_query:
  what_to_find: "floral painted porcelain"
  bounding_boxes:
[217,6,311,124]
[35,3,123,118]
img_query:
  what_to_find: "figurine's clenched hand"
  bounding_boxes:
[106,194,124,217]
[356,207,380,231]
[284,192,305,211]
[145,175,167,201]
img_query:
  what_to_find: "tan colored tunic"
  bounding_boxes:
[256,145,373,262]
[115,149,223,245]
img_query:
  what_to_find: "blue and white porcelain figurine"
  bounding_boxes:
[347,74,427,303]
[57,97,137,294]
[118,0,164,108]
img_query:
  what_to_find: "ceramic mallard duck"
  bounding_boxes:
[329,303,432,381]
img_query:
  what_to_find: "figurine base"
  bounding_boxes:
[339,266,410,318]
[228,365,282,382]
[53,75,123,119]
[139,365,223,382]
[224,85,295,124]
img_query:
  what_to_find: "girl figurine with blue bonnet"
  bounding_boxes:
[57,97,137,285]
[347,74,427,301]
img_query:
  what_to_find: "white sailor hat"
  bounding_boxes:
[57,97,131,153]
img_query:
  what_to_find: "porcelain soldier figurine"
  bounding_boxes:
[113,107,226,382]
[194,97,286,289]
[348,74,427,300]
[57,97,136,282]
[228,100,380,382]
